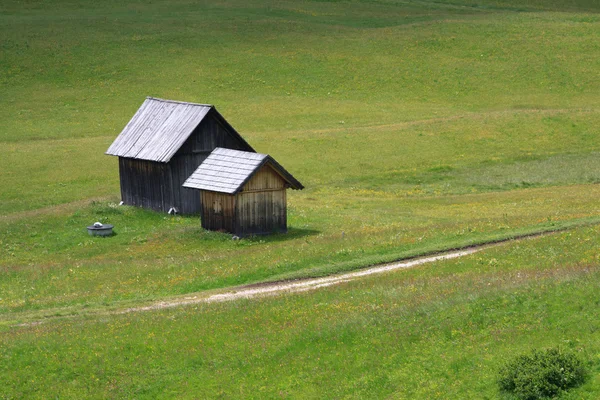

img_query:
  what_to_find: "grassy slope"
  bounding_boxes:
[2,186,600,317]
[2,0,600,212]
[1,0,600,313]
[2,225,600,399]
[1,0,600,397]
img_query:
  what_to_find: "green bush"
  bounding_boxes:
[498,347,587,399]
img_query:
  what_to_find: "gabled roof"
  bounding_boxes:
[183,148,304,194]
[105,97,253,163]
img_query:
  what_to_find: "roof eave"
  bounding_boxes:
[104,153,171,163]
[264,156,304,190]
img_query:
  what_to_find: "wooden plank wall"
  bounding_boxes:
[167,153,206,214]
[235,165,287,236]
[120,155,206,214]
[236,190,286,236]
[179,111,250,155]
[201,191,236,232]
[119,157,171,212]
[242,164,287,192]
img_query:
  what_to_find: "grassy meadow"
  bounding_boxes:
[2,226,600,398]
[1,0,600,397]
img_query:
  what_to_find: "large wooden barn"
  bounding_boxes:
[183,148,304,236]
[106,97,255,214]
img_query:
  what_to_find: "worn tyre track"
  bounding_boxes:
[119,248,479,314]
[10,229,568,327]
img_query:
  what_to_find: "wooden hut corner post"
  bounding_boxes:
[183,148,304,237]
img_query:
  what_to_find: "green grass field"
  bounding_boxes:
[1,0,600,397]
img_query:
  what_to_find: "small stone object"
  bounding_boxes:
[87,222,114,237]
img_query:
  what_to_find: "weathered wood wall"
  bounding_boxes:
[119,158,169,211]
[235,165,287,236]
[200,191,236,232]
[241,165,287,192]
[118,110,252,214]
[235,190,286,236]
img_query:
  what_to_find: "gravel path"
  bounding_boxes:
[120,248,480,314]
[14,230,562,326]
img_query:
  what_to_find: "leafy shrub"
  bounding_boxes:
[498,347,587,399]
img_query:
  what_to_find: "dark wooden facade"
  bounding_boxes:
[116,109,253,214]
[199,164,288,236]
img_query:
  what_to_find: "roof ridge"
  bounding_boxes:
[146,96,214,108]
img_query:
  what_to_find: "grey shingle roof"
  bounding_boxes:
[105,97,253,163]
[183,148,304,194]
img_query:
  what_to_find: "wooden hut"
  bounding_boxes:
[183,148,304,236]
[105,97,255,214]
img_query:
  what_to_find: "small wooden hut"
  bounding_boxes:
[105,97,254,214]
[183,148,304,236]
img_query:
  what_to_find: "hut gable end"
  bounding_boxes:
[177,110,253,156]
[242,164,287,192]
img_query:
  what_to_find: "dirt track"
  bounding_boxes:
[120,229,569,314]
[12,229,564,327]
[120,248,480,314]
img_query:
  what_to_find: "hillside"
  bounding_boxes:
[1,0,599,397]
